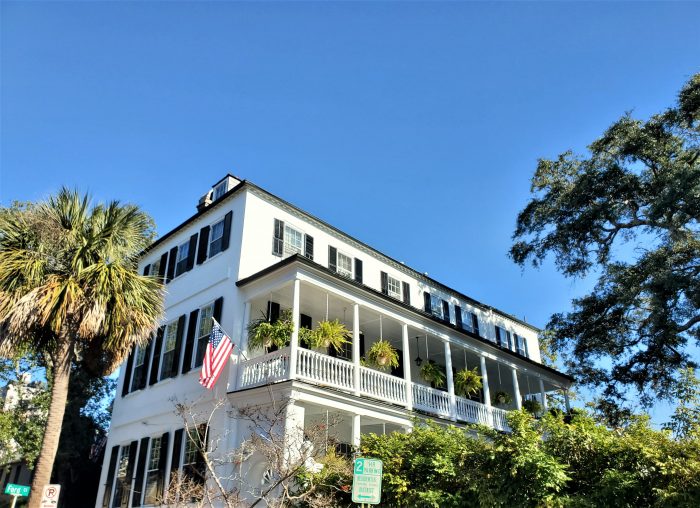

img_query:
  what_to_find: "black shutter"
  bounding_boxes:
[121,350,135,397]
[472,313,480,336]
[359,333,365,358]
[186,233,198,272]
[221,211,233,252]
[300,314,312,350]
[126,440,138,498]
[132,437,150,507]
[273,219,284,256]
[136,337,154,391]
[157,432,169,495]
[166,246,178,283]
[442,300,450,322]
[102,445,120,508]
[523,337,529,358]
[267,301,280,323]
[328,246,337,272]
[495,326,501,346]
[170,315,186,378]
[158,252,168,279]
[402,282,410,305]
[213,297,224,322]
[142,264,150,276]
[455,305,463,329]
[149,327,164,386]
[194,425,208,484]
[424,292,432,313]
[507,331,513,350]
[171,429,184,472]
[304,234,314,260]
[354,258,363,284]
[182,309,199,374]
[197,226,210,264]
[381,272,389,295]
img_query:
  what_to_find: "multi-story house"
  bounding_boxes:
[97,175,573,507]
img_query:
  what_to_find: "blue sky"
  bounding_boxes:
[2,1,699,421]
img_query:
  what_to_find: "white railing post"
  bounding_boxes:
[539,378,547,413]
[401,323,413,410]
[480,355,491,408]
[444,341,456,419]
[235,300,252,391]
[353,303,361,396]
[511,367,522,410]
[352,414,361,449]
[289,278,300,380]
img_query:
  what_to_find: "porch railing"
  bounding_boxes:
[360,366,407,406]
[236,349,512,432]
[296,348,354,391]
[412,383,451,418]
[238,347,290,389]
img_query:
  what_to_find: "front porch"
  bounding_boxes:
[233,259,571,433]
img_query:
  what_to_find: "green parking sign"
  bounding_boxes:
[4,483,30,497]
[351,457,382,505]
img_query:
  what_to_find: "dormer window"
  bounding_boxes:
[213,181,228,201]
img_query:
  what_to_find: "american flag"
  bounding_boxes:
[199,318,234,390]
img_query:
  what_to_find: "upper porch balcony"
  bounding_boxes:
[233,255,572,432]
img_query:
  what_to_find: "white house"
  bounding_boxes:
[96,175,573,507]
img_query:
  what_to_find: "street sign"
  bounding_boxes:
[40,484,61,507]
[351,457,383,505]
[4,484,30,497]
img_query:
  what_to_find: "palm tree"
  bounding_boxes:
[0,190,164,508]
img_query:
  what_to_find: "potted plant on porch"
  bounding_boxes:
[247,309,294,352]
[522,398,543,416]
[492,390,512,406]
[454,367,482,398]
[304,319,349,354]
[420,360,446,389]
[366,339,399,370]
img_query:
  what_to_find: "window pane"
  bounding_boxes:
[209,220,225,257]
[283,225,303,255]
[337,253,353,278]
[176,241,189,276]
[387,276,401,299]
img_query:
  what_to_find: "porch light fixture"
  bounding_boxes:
[414,336,423,367]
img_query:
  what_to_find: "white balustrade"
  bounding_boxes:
[412,384,451,418]
[236,345,513,432]
[360,367,407,405]
[296,348,355,391]
[455,396,491,426]
[491,406,510,432]
[238,348,290,389]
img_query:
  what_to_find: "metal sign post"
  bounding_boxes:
[4,483,31,508]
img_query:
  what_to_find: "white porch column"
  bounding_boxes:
[444,341,456,419]
[480,355,491,408]
[564,389,571,413]
[539,378,548,413]
[352,414,361,449]
[234,300,252,390]
[401,323,413,410]
[353,303,361,396]
[511,367,522,410]
[289,278,301,380]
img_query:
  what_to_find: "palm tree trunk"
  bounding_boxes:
[27,340,73,508]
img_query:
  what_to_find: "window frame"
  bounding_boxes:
[336,251,353,279]
[194,302,216,368]
[429,294,444,319]
[130,344,148,392]
[174,240,190,277]
[208,217,226,258]
[150,258,161,278]
[159,319,180,381]
[213,181,228,201]
[142,436,162,506]
[387,274,402,300]
[283,223,304,256]
[111,445,131,508]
